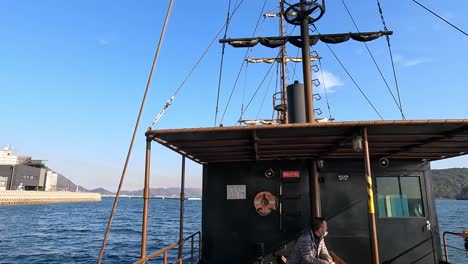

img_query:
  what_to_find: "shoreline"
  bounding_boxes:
[0,190,101,205]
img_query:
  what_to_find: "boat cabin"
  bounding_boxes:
[144,119,468,263]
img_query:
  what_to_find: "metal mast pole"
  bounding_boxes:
[141,138,152,263]
[177,156,186,263]
[279,0,288,124]
[299,0,315,123]
[362,127,380,264]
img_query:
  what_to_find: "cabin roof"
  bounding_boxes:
[147,119,468,164]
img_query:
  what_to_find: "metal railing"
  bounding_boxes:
[443,230,468,263]
[134,231,201,264]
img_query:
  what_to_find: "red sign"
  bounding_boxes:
[282,170,300,178]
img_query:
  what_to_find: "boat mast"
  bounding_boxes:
[279,0,288,124]
[299,0,316,123]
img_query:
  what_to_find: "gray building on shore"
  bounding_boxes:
[0,164,47,191]
[0,147,49,191]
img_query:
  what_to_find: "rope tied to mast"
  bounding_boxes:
[377,0,406,120]
[214,0,235,126]
[148,0,246,129]
[149,96,175,127]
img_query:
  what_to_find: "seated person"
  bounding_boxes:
[287,217,334,264]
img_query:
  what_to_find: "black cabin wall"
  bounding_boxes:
[201,160,311,263]
[201,159,440,264]
[318,159,372,264]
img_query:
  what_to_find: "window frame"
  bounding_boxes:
[376,175,426,219]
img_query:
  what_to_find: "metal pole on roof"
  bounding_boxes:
[299,0,315,123]
[141,137,152,263]
[177,156,186,263]
[310,160,321,217]
[362,127,380,264]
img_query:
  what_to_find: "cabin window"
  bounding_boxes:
[376,176,425,218]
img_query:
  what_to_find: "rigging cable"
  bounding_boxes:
[240,62,249,121]
[342,0,406,120]
[377,0,405,120]
[238,61,277,122]
[272,62,281,120]
[411,0,468,37]
[149,0,246,128]
[214,0,235,126]
[257,65,277,119]
[220,0,269,125]
[316,28,384,120]
[291,46,300,81]
[97,1,174,263]
[317,59,333,119]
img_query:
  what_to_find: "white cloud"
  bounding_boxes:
[393,55,403,63]
[316,70,344,94]
[394,54,430,67]
[98,39,110,46]
[403,59,428,67]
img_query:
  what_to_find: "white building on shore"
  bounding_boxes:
[0,146,31,165]
[45,171,58,191]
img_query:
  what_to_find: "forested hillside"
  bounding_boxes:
[431,168,468,199]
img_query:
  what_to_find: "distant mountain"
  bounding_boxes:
[57,173,203,197]
[89,188,114,195]
[119,187,202,198]
[56,174,88,192]
[58,168,467,199]
[431,168,468,199]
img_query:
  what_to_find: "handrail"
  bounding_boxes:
[443,230,468,263]
[133,231,201,264]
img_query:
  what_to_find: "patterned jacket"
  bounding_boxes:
[287,229,331,264]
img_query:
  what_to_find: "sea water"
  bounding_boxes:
[0,198,466,263]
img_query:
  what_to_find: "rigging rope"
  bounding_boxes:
[291,46,300,81]
[376,0,406,120]
[256,66,276,119]
[317,59,333,119]
[411,0,468,37]
[240,62,249,121]
[149,0,246,128]
[273,62,280,120]
[341,0,406,120]
[97,1,175,263]
[238,61,277,122]
[214,0,235,126]
[317,27,384,120]
[220,0,268,125]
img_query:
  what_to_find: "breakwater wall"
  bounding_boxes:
[0,190,101,205]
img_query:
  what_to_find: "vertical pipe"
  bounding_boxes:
[178,156,186,263]
[362,128,380,264]
[443,232,449,262]
[191,238,194,264]
[279,0,288,124]
[141,138,152,263]
[299,0,315,123]
[198,232,201,262]
[309,160,321,217]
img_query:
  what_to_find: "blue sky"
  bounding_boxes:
[1,0,467,191]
